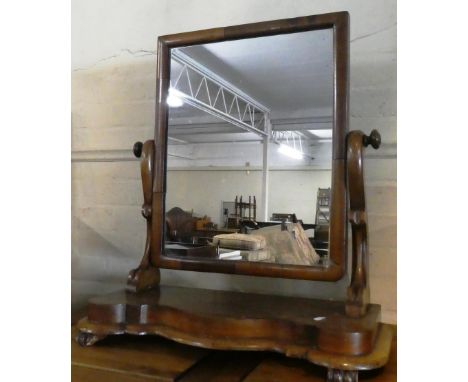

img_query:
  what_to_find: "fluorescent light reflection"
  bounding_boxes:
[167,88,184,107]
[278,144,303,160]
[308,129,332,139]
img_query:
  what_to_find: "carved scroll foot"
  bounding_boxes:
[76,331,106,347]
[327,369,358,382]
[127,266,160,293]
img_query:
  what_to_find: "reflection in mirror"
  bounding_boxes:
[165,29,333,267]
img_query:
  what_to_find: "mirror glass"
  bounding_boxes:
[165,29,333,267]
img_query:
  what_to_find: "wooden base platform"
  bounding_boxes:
[76,286,393,374]
[72,325,397,382]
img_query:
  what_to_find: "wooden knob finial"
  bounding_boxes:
[363,130,381,149]
[133,141,143,158]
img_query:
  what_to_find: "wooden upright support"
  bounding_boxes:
[345,130,381,317]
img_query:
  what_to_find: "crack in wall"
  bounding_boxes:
[351,23,397,43]
[73,48,156,72]
[121,48,156,56]
[73,23,397,72]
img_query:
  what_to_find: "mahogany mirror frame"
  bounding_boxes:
[151,11,349,281]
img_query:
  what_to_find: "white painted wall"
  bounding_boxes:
[167,141,333,169]
[72,0,396,323]
[167,169,332,225]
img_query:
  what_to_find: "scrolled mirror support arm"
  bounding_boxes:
[127,140,161,293]
[345,130,381,317]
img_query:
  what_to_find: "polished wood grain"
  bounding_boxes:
[77,285,390,363]
[149,11,350,281]
[345,130,381,317]
[152,36,170,265]
[72,327,209,381]
[72,326,396,381]
[127,139,160,292]
[177,352,265,382]
[246,329,396,381]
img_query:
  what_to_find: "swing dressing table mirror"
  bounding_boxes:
[76,12,393,381]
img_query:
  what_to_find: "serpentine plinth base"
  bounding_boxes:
[76,285,393,372]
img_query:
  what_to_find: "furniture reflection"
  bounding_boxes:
[250,223,320,265]
[315,188,331,225]
[165,242,217,258]
[165,208,324,264]
[251,219,329,259]
[165,207,195,242]
[227,195,257,229]
[166,206,238,244]
[312,188,331,259]
[165,203,327,259]
[270,212,298,223]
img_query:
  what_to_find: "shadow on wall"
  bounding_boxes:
[71,216,135,318]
